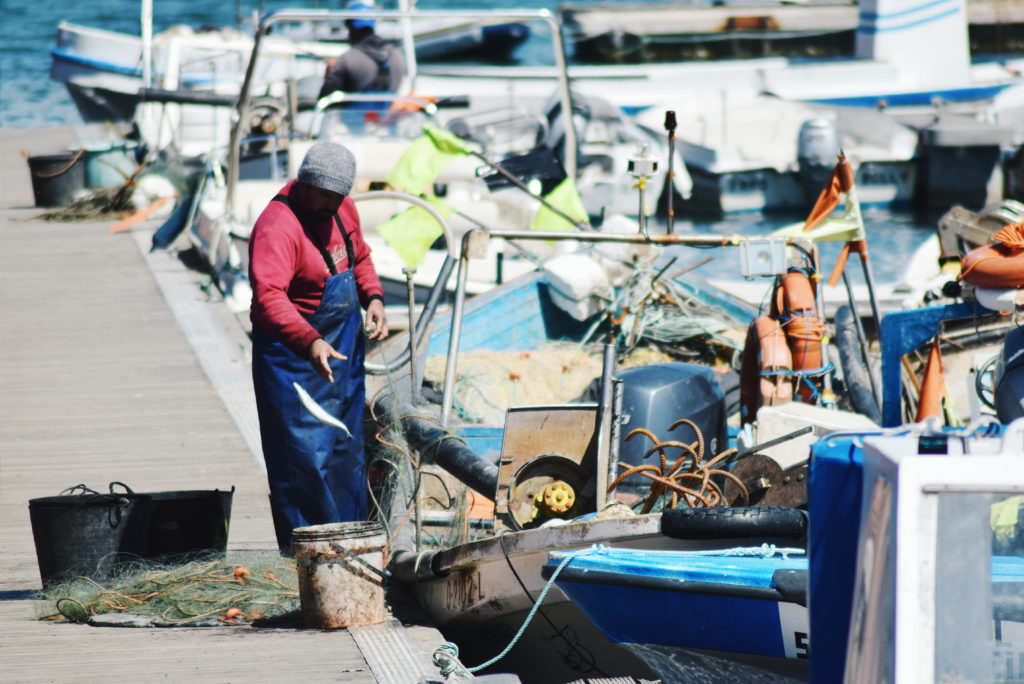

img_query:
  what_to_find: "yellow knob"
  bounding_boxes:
[542,481,576,514]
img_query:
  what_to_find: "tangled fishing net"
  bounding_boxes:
[36,552,299,626]
[36,185,138,222]
[422,342,677,425]
[365,380,490,557]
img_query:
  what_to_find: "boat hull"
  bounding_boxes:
[684,160,914,216]
[410,514,805,682]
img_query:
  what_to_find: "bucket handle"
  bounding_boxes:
[59,483,102,496]
[25,148,85,179]
[330,542,392,581]
[108,481,136,496]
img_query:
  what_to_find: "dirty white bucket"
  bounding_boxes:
[82,142,137,189]
[292,521,387,628]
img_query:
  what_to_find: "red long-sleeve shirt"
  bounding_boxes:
[249,180,384,356]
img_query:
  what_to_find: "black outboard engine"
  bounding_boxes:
[798,117,840,201]
[994,325,1024,422]
[615,363,729,494]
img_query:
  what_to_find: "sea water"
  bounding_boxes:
[1,0,939,280]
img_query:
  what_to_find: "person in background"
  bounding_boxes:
[318,0,407,106]
[249,141,388,552]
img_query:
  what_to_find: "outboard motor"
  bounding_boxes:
[797,117,840,201]
[994,325,1024,422]
[615,363,729,494]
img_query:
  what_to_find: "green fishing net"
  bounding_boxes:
[35,552,299,626]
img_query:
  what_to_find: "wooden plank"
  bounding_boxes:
[0,127,446,683]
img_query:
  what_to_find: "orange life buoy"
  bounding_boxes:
[957,221,1024,288]
[739,315,795,424]
[957,244,1024,288]
[771,270,826,402]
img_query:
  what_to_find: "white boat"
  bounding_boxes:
[50,13,532,126]
[557,0,1024,64]
[633,95,919,215]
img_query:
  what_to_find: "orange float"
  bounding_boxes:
[739,315,795,424]
[957,222,1024,288]
[740,269,828,421]
[915,341,946,422]
[771,270,827,402]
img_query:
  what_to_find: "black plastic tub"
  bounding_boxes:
[28,485,234,588]
[146,488,233,557]
[28,489,151,587]
[27,151,86,207]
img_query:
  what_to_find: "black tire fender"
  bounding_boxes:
[834,304,882,424]
[660,505,808,541]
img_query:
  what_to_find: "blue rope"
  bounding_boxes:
[432,545,599,678]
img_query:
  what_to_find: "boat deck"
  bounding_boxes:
[0,127,444,683]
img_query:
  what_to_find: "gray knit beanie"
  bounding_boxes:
[297,141,356,196]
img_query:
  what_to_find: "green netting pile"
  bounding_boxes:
[36,552,299,626]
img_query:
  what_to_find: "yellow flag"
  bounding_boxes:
[386,125,471,196]
[376,197,453,268]
[529,177,588,232]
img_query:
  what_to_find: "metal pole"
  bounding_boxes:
[609,377,624,504]
[440,241,471,428]
[466,149,588,229]
[594,344,616,510]
[141,0,153,88]
[858,254,884,343]
[403,267,419,400]
[664,110,677,234]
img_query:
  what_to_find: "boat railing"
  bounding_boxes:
[439,228,817,428]
[352,190,458,378]
[228,8,577,214]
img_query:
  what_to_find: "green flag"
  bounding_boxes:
[386,125,471,195]
[376,196,453,268]
[423,124,474,155]
[530,177,588,232]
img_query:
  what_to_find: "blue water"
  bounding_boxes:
[0,0,940,279]
[0,0,554,128]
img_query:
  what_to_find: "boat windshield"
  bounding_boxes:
[934,492,1024,683]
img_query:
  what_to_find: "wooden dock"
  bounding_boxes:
[0,128,445,683]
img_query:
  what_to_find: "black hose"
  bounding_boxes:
[372,394,499,499]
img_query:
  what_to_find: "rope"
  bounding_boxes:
[30,148,85,178]
[432,546,599,678]
[592,543,805,560]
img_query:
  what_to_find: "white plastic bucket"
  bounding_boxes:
[83,142,137,188]
[292,521,387,628]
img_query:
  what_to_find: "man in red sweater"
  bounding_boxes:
[249,141,387,552]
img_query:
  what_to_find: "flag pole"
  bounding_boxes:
[464,148,590,230]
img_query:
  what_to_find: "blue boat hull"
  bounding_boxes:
[546,548,810,680]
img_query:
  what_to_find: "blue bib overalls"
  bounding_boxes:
[252,196,368,551]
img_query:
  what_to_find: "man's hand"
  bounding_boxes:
[308,338,347,382]
[364,299,389,341]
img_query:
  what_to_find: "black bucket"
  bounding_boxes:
[146,487,234,557]
[28,484,151,587]
[26,149,86,207]
[28,483,235,588]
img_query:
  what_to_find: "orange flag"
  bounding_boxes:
[802,154,854,234]
[915,342,946,422]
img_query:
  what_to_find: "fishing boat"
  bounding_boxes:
[50,11,531,125]
[181,7,689,313]
[557,0,1024,65]
[361,207,884,680]
[542,418,1024,683]
[412,0,1024,212]
[632,95,919,215]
